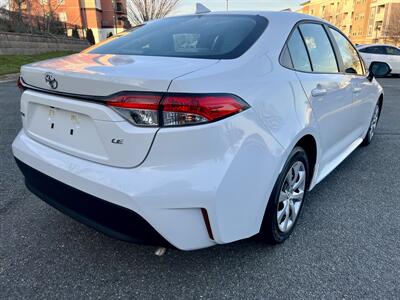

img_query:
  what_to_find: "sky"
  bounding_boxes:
[0,0,304,14]
[173,0,304,15]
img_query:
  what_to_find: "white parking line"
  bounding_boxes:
[0,73,20,83]
[0,79,17,83]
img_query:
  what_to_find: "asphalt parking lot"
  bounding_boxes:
[1,78,399,299]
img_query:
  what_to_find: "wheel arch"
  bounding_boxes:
[259,133,318,240]
[378,93,384,117]
[370,60,393,75]
[294,134,318,189]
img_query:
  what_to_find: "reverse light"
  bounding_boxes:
[106,93,250,127]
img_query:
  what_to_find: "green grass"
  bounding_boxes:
[0,51,75,75]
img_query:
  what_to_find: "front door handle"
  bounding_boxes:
[353,87,362,93]
[311,88,327,97]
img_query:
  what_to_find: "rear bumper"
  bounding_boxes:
[15,158,170,247]
[13,130,222,250]
[12,110,284,250]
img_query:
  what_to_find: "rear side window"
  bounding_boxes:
[286,28,312,72]
[329,28,364,75]
[280,45,293,68]
[89,15,268,59]
[299,23,338,73]
[385,47,400,55]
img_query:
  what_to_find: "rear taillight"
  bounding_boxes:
[17,77,25,92]
[161,95,249,126]
[107,94,162,127]
[106,93,249,127]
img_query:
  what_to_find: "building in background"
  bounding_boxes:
[298,0,400,45]
[10,0,128,42]
[81,0,129,42]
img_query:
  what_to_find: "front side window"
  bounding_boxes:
[329,28,364,75]
[89,15,268,59]
[286,28,312,72]
[360,46,385,54]
[299,23,338,73]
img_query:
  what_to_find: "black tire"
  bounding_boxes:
[260,147,309,244]
[361,102,381,147]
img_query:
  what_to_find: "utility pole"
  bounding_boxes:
[113,0,118,35]
[226,0,229,11]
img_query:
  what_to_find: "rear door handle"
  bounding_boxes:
[311,88,327,97]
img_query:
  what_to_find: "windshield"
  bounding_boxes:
[89,15,268,59]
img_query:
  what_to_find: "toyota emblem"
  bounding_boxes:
[45,73,58,89]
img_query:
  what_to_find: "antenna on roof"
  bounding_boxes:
[195,3,211,14]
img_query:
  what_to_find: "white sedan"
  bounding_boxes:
[357,44,400,75]
[13,11,388,250]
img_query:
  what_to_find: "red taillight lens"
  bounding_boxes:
[17,77,25,92]
[201,208,214,240]
[106,93,249,127]
[161,95,250,127]
[107,94,162,127]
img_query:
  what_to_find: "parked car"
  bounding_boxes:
[357,44,400,75]
[13,11,389,250]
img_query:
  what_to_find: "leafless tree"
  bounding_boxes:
[9,0,24,14]
[382,5,400,46]
[33,0,63,33]
[127,0,181,25]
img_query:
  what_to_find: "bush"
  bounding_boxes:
[72,26,80,39]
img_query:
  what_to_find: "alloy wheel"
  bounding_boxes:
[277,161,306,233]
[368,105,380,141]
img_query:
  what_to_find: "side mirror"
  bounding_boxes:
[367,61,391,81]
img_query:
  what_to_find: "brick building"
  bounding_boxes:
[298,0,400,45]
[11,0,128,43]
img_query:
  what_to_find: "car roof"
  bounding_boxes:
[209,10,321,19]
[357,43,399,49]
[172,10,327,25]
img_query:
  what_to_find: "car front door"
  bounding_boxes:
[328,27,377,137]
[385,46,400,74]
[288,23,357,168]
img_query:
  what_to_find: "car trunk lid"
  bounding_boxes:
[20,53,218,168]
[21,53,218,95]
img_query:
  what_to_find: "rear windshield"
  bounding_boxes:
[89,15,268,59]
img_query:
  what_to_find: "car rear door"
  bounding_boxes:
[287,23,358,167]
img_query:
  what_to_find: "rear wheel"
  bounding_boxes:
[260,147,309,244]
[361,103,380,146]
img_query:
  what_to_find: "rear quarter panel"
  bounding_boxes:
[167,49,320,243]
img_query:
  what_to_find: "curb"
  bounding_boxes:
[0,73,20,83]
